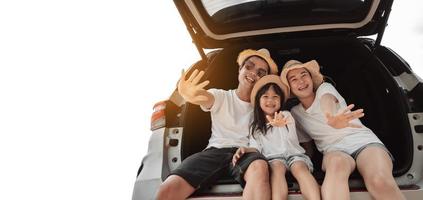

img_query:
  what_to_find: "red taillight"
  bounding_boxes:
[150,101,166,131]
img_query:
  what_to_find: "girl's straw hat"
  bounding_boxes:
[280,60,324,97]
[250,75,289,107]
[237,48,278,75]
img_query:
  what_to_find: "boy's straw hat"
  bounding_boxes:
[280,60,324,97]
[250,75,289,107]
[237,48,278,75]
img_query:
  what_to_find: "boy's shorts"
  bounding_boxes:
[323,132,394,161]
[269,154,314,173]
[169,147,267,189]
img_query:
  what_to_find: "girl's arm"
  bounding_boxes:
[320,93,364,129]
[232,147,258,166]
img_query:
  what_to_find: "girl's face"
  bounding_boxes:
[259,85,281,116]
[287,67,314,99]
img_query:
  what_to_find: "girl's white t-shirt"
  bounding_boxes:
[249,111,306,158]
[291,82,374,152]
[201,89,253,149]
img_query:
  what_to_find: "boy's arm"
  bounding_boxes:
[178,69,215,109]
[320,94,364,129]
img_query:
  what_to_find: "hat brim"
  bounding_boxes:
[237,49,278,75]
[280,60,324,98]
[250,75,289,107]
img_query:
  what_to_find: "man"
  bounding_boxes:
[156,48,278,200]
[280,59,405,200]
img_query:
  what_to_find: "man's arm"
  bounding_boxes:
[320,93,364,129]
[178,69,215,109]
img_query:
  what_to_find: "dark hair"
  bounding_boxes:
[250,83,285,138]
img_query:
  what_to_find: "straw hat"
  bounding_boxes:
[237,48,278,75]
[280,60,324,97]
[250,75,290,107]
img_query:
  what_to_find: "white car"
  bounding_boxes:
[133,0,423,199]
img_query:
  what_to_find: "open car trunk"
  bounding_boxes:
[179,36,413,196]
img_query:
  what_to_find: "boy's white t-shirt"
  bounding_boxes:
[201,89,253,149]
[249,111,306,158]
[291,82,374,152]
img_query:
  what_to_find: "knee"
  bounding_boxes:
[325,155,354,175]
[246,159,269,180]
[365,172,397,192]
[290,161,309,175]
[156,177,184,200]
[270,161,287,175]
[156,182,174,200]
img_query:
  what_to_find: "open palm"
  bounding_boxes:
[326,104,364,129]
[177,69,210,104]
[266,111,291,127]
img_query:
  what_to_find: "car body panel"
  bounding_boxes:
[174,0,393,48]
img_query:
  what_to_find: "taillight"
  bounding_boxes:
[150,101,166,131]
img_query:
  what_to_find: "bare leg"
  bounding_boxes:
[269,160,288,200]
[156,175,195,200]
[356,146,405,200]
[321,151,355,200]
[243,159,271,200]
[290,161,320,200]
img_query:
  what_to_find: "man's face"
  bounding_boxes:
[238,56,269,87]
[287,67,314,99]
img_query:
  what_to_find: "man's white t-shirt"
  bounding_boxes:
[291,82,374,152]
[201,89,253,149]
[249,111,306,159]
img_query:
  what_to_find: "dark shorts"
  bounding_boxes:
[169,147,267,189]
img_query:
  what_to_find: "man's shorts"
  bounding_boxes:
[169,147,267,189]
[324,132,394,161]
[268,154,314,173]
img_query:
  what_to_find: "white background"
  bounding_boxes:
[0,1,422,199]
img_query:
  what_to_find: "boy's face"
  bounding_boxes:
[238,56,269,88]
[259,85,281,116]
[287,67,314,99]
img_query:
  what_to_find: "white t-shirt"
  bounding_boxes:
[249,111,306,158]
[291,82,374,152]
[201,89,253,149]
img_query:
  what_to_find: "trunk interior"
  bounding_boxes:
[179,36,413,193]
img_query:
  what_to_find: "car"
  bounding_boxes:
[132,0,423,199]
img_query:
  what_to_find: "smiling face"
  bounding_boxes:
[238,56,269,88]
[286,67,314,99]
[259,85,281,116]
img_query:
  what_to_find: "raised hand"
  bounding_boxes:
[177,69,210,104]
[266,111,291,127]
[325,104,364,129]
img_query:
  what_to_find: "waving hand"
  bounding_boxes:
[266,111,291,127]
[325,104,364,129]
[178,69,211,105]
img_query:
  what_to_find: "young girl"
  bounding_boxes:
[232,75,320,200]
[280,60,405,200]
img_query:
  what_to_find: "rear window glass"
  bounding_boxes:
[198,0,372,34]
